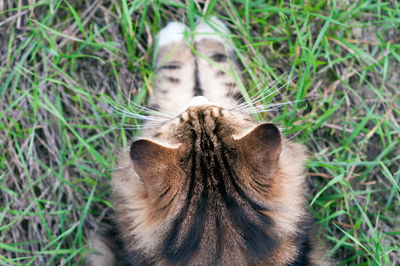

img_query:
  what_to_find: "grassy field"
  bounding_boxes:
[1,0,399,265]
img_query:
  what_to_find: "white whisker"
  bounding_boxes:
[128,101,175,118]
[116,121,163,130]
[234,74,298,114]
[97,92,175,123]
[109,104,169,122]
[242,99,305,114]
[236,76,276,106]
[235,76,289,110]
[236,82,286,112]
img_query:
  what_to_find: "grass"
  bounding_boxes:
[0,0,399,265]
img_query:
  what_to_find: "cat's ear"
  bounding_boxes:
[235,123,281,174]
[130,139,180,194]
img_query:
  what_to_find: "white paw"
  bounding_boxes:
[194,16,231,43]
[157,22,187,46]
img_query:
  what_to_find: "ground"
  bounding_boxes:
[0,0,399,265]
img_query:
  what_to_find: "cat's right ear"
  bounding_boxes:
[130,139,181,194]
[235,123,282,175]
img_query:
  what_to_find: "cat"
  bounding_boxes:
[87,17,328,266]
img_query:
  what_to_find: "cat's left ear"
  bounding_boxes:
[130,139,181,195]
[234,123,282,174]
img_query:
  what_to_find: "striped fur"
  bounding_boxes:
[87,18,329,266]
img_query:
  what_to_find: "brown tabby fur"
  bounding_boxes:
[87,19,329,266]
